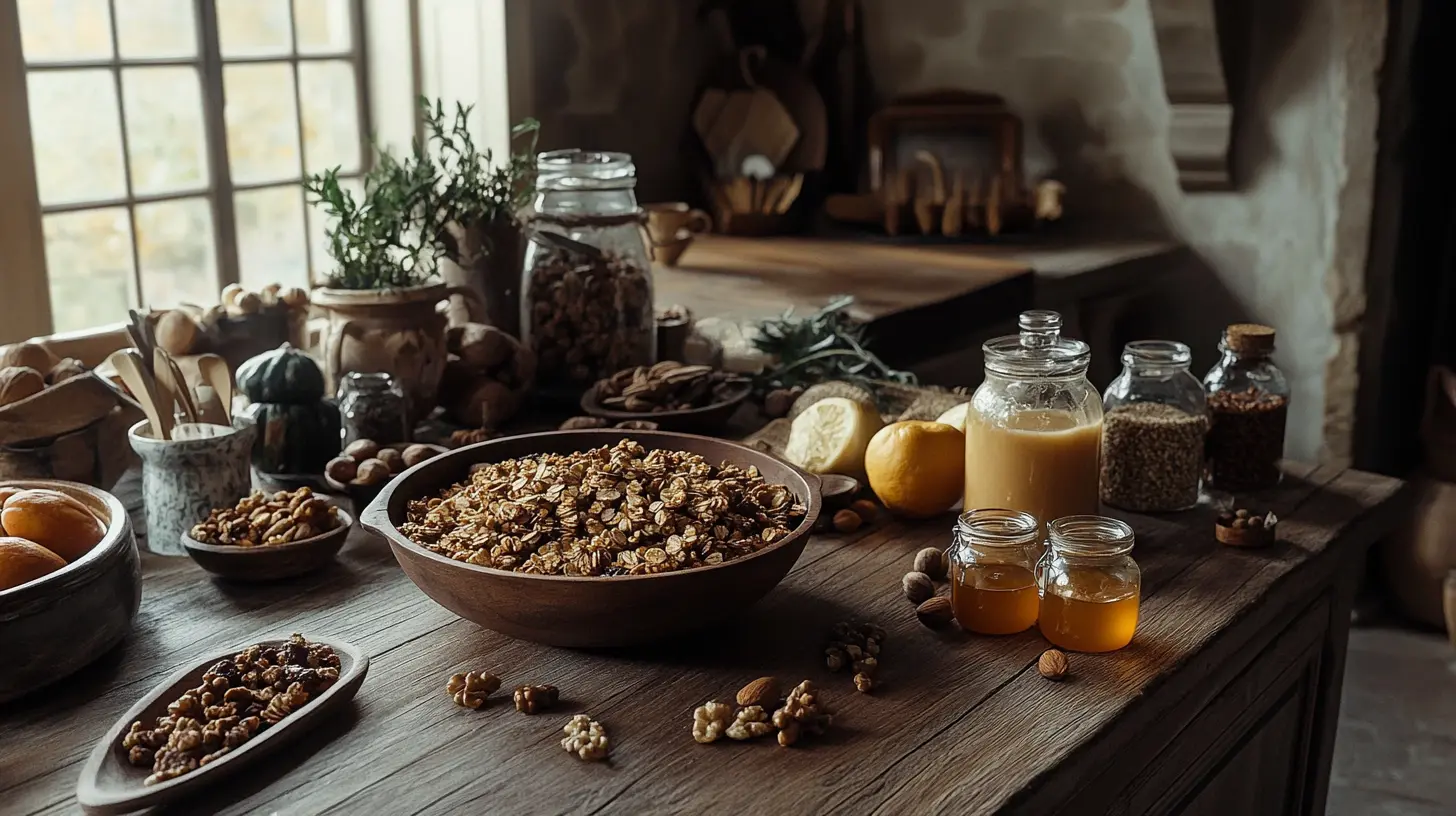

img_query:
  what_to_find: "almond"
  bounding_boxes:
[915,596,954,629]
[735,676,781,708]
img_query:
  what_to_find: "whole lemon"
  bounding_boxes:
[864,421,965,518]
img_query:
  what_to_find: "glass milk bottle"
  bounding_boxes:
[963,311,1102,529]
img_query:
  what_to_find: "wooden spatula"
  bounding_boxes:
[196,353,233,423]
[155,348,198,424]
[111,349,171,441]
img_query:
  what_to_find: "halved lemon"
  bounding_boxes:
[783,397,883,480]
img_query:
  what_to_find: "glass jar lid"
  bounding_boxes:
[1122,340,1192,370]
[536,150,637,191]
[1220,323,1276,357]
[983,311,1091,378]
[1048,515,1135,557]
[342,371,398,392]
[953,508,1040,551]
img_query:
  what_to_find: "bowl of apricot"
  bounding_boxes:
[0,479,141,702]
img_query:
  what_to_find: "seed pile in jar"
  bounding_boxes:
[592,361,743,412]
[526,248,653,387]
[1206,388,1288,491]
[1099,402,1208,512]
[400,439,806,575]
[188,487,340,547]
[123,634,339,784]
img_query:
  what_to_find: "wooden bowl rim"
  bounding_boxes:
[0,479,129,599]
[322,444,449,497]
[364,429,822,584]
[179,509,354,556]
[579,378,753,423]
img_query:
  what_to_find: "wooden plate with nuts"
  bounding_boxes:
[580,362,753,433]
[180,488,354,582]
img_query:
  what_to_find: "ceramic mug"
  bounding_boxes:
[128,417,255,556]
[651,228,695,267]
[643,203,712,246]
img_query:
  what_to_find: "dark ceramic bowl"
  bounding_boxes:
[0,479,141,703]
[359,430,822,648]
[579,379,753,433]
[181,509,353,582]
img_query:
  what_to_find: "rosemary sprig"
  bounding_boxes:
[753,296,915,392]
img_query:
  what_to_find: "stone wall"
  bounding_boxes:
[509,0,1387,464]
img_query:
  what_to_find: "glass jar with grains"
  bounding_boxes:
[1203,324,1289,491]
[949,509,1042,636]
[520,150,655,396]
[963,310,1103,533]
[338,371,409,447]
[1100,340,1208,512]
[1038,515,1140,653]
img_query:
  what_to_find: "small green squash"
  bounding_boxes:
[237,343,326,404]
[246,399,341,474]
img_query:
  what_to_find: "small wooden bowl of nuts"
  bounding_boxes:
[323,440,447,509]
[580,362,752,433]
[181,487,353,581]
[1215,507,1278,548]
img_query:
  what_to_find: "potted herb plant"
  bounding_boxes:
[304,100,538,418]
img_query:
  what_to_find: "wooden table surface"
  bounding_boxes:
[1,463,1408,815]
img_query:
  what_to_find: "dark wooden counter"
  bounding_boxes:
[1,463,1407,815]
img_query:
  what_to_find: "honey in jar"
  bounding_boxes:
[949,509,1041,635]
[1037,515,1141,653]
[963,311,1103,530]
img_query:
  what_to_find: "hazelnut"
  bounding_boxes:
[832,509,863,533]
[913,547,947,580]
[853,673,875,693]
[1235,508,1250,519]
[1038,649,1069,681]
[377,447,405,474]
[915,596,954,628]
[344,439,380,461]
[849,499,879,524]
[402,444,437,468]
[902,571,935,604]
[353,458,391,485]
[763,388,796,419]
[325,456,358,484]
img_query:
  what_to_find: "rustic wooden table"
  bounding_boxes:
[1,463,1407,815]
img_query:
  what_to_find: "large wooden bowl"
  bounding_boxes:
[359,430,822,648]
[0,479,142,702]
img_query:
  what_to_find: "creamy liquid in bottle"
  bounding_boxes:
[963,408,1102,529]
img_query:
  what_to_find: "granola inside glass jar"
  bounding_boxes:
[521,150,655,395]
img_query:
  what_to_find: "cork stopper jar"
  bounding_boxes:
[1202,324,1289,492]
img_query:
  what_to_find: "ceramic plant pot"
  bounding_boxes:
[127,418,255,556]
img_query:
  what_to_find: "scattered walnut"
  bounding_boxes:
[1038,649,1070,681]
[824,621,885,681]
[736,676,781,708]
[853,656,878,677]
[513,684,560,714]
[916,596,954,628]
[401,440,807,576]
[902,571,935,604]
[913,547,947,580]
[187,488,341,548]
[561,714,610,761]
[726,705,775,740]
[853,673,875,693]
[446,671,501,709]
[825,647,848,673]
[771,680,833,747]
[692,700,734,744]
[832,509,863,533]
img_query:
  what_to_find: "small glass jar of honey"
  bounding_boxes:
[1038,515,1141,652]
[949,508,1042,635]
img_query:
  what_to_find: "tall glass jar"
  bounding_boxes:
[521,150,655,395]
[1203,324,1289,491]
[964,310,1102,531]
[1038,515,1140,653]
[949,509,1042,635]
[1100,341,1208,512]
[338,372,409,447]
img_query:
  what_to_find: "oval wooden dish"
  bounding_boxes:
[75,635,368,815]
[323,444,449,508]
[579,379,752,433]
[0,479,141,703]
[360,429,823,648]
[180,508,354,582]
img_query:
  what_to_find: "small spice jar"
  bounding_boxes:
[949,508,1042,635]
[1037,515,1140,653]
[1100,340,1208,512]
[338,372,409,448]
[520,150,655,396]
[1203,324,1289,491]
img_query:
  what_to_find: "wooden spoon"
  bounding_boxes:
[75,636,368,815]
[110,349,171,441]
[196,353,233,423]
[155,348,198,424]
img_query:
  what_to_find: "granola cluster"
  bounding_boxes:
[123,634,340,785]
[401,439,807,576]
